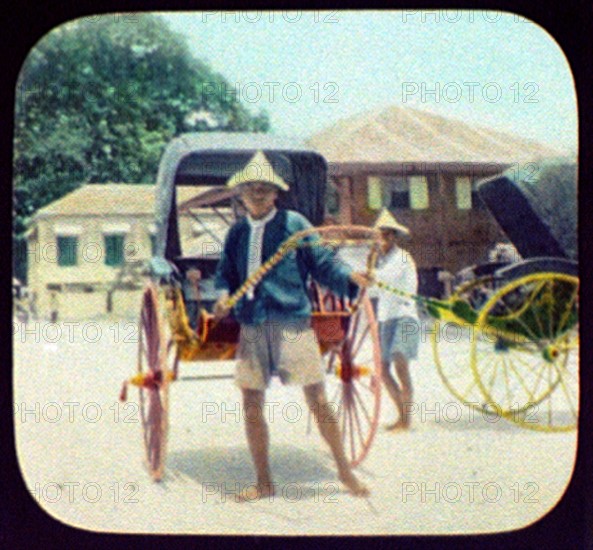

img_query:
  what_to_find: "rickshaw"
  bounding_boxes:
[430,159,579,432]
[119,134,384,481]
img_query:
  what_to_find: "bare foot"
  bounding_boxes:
[339,472,370,497]
[385,420,410,431]
[236,483,276,503]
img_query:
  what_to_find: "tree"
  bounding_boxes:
[14,14,270,279]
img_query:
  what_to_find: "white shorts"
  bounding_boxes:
[235,320,325,391]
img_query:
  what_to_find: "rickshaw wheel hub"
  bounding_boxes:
[334,362,371,380]
[542,345,560,363]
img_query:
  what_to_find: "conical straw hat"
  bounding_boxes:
[226,150,289,191]
[373,207,410,236]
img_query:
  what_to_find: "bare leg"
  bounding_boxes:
[304,382,369,497]
[394,353,412,400]
[238,388,275,501]
[381,360,403,428]
[383,353,412,430]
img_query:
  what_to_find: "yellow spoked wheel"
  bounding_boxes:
[433,276,504,414]
[470,273,579,432]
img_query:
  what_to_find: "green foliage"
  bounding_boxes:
[14,14,270,238]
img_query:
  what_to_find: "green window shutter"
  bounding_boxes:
[367,176,383,210]
[150,234,157,256]
[410,176,429,209]
[57,236,78,266]
[105,235,124,266]
[455,176,472,210]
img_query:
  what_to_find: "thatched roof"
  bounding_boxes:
[35,184,214,217]
[307,105,560,165]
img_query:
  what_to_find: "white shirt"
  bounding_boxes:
[245,207,277,300]
[368,245,419,322]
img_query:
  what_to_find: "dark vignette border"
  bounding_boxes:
[2,0,591,549]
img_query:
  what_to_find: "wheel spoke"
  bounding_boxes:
[459,377,479,402]
[508,342,542,355]
[553,354,577,382]
[140,391,148,449]
[147,391,160,452]
[327,352,337,375]
[486,356,500,395]
[557,286,578,334]
[347,387,356,460]
[356,376,374,393]
[506,359,535,402]
[532,291,547,341]
[547,280,554,341]
[502,358,512,407]
[496,285,541,342]
[352,382,372,426]
[529,361,551,402]
[336,385,344,413]
[330,376,341,404]
[340,390,347,445]
[349,309,362,348]
[555,369,578,421]
[509,356,555,406]
[352,325,370,358]
[350,390,366,449]
[551,356,578,397]
[547,364,553,425]
[510,352,540,376]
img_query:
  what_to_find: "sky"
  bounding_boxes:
[162,10,577,154]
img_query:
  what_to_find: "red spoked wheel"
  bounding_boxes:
[323,293,382,467]
[137,284,177,481]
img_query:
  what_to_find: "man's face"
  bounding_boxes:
[379,228,398,254]
[240,181,279,218]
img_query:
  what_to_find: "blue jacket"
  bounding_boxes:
[214,210,358,325]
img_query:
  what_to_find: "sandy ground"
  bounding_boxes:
[13,319,577,536]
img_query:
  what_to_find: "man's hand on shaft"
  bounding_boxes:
[349,271,374,288]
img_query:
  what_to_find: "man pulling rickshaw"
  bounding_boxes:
[213,151,373,499]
